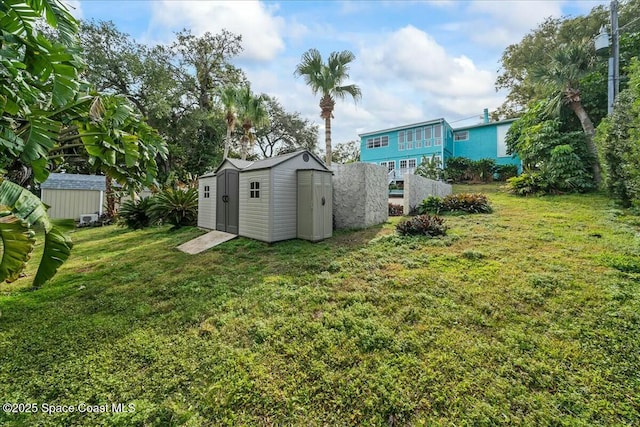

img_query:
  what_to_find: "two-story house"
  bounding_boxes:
[359,110,520,182]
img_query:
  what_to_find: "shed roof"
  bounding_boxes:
[40,173,106,191]
[202,150,328,177]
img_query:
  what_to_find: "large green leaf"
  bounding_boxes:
[33,219,73,287]
[0,210,35,283]
[0,179,51,231]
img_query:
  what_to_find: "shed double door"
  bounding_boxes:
[216,170,239,234]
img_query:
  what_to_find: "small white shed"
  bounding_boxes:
[40,173,106,220]
[197,150,332,243]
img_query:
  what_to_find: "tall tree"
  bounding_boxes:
[332,140,360,164]
[530,39,601,184]
[218,85,239,160]
[236,86,268,161]
[294,49,361,166]
[253,95,318,158]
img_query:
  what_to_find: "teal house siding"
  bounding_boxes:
[360,119,450,179]
[360,114,520,180]
[453,120,520,166]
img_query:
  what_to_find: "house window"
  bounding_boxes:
[399,160,407,169]
[415,127,422,148]
[434,125,442,146]
[408,159,417,169]
[387,161,395,172]
[454,131,469,141]
[398,131,405,150]
[366,136,389,149]
[380,161,387,169]
[250,181,260,198]
[424,126,432,146]
[204,185,210,198]
[433,155,442,166]
[406,129,413,150]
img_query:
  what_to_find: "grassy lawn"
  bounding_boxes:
[1,184,639,425]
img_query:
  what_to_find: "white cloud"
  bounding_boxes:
[466,0,564,46]
[148,0,286,61]
[357,25,496,117]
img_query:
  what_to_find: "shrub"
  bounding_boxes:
[388,203,403,216]
[417,196,444,215]
[118,197,155,230]
[148,188,198,229]
[444,157,473,182]
[442,193,492,213]
[396,214,448,237]
[494,164,518,181]
[506,173,550,196]
[470,158,496,182]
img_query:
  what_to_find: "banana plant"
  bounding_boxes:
[0,178,72,286]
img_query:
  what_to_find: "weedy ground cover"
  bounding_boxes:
[1,184,639,425]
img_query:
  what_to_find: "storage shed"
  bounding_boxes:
[40,173,106,220]
[197,150,332,243]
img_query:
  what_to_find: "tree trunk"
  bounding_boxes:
[223,125,232,159]
[324,115,332,166]
[105,176,117,218]
[319,95,335,166]
[569,101,601,185]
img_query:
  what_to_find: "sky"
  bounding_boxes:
[65,0,607,149]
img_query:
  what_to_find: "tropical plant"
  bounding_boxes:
[147,188,198,229]
[0,179,73,287]
[396,214,447,237]
[443,157,473,182]
[415,155,442,180]
[595,59,640,207]
[0,0,167,286]
[442,193,493,214]
[417,196,444,215]
[219,85,239,160]
[236,86,268,160]
[494,164,518,181]
[118,197,155,230]
[530,39,601,184]
[506,172,551,196]
[388,203,403,216]
[470,158,496,182]
[294,49,362,166]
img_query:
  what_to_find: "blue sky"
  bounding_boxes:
[66,0,607,148]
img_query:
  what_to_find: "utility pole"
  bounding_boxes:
[611,0,620,111]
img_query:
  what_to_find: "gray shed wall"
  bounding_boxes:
[403,174,452,213]
[332,163,388,229]
[238,169,271,241]
[197,176,216,230]
[41,189,103,220]
[270,155,326,242]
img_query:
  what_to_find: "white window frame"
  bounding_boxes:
[398,131,405,150]
[408,158,417,169]
[434,125,442,146]
[399,159,407,169]
[454,131,469,141]
[204,185,210,198]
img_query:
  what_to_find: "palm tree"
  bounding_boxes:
[294,49,362,166]
[236,86,268,160]
[219,85,239,160]
[532,39,601,185]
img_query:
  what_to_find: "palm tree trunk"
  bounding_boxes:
[569,101,601,185]
[320,95,335,166]
[324,115,332,166]
[223,126,232,159]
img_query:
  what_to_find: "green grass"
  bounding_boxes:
[1,184,639,425]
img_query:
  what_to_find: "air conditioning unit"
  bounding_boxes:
[79,213,99,225]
